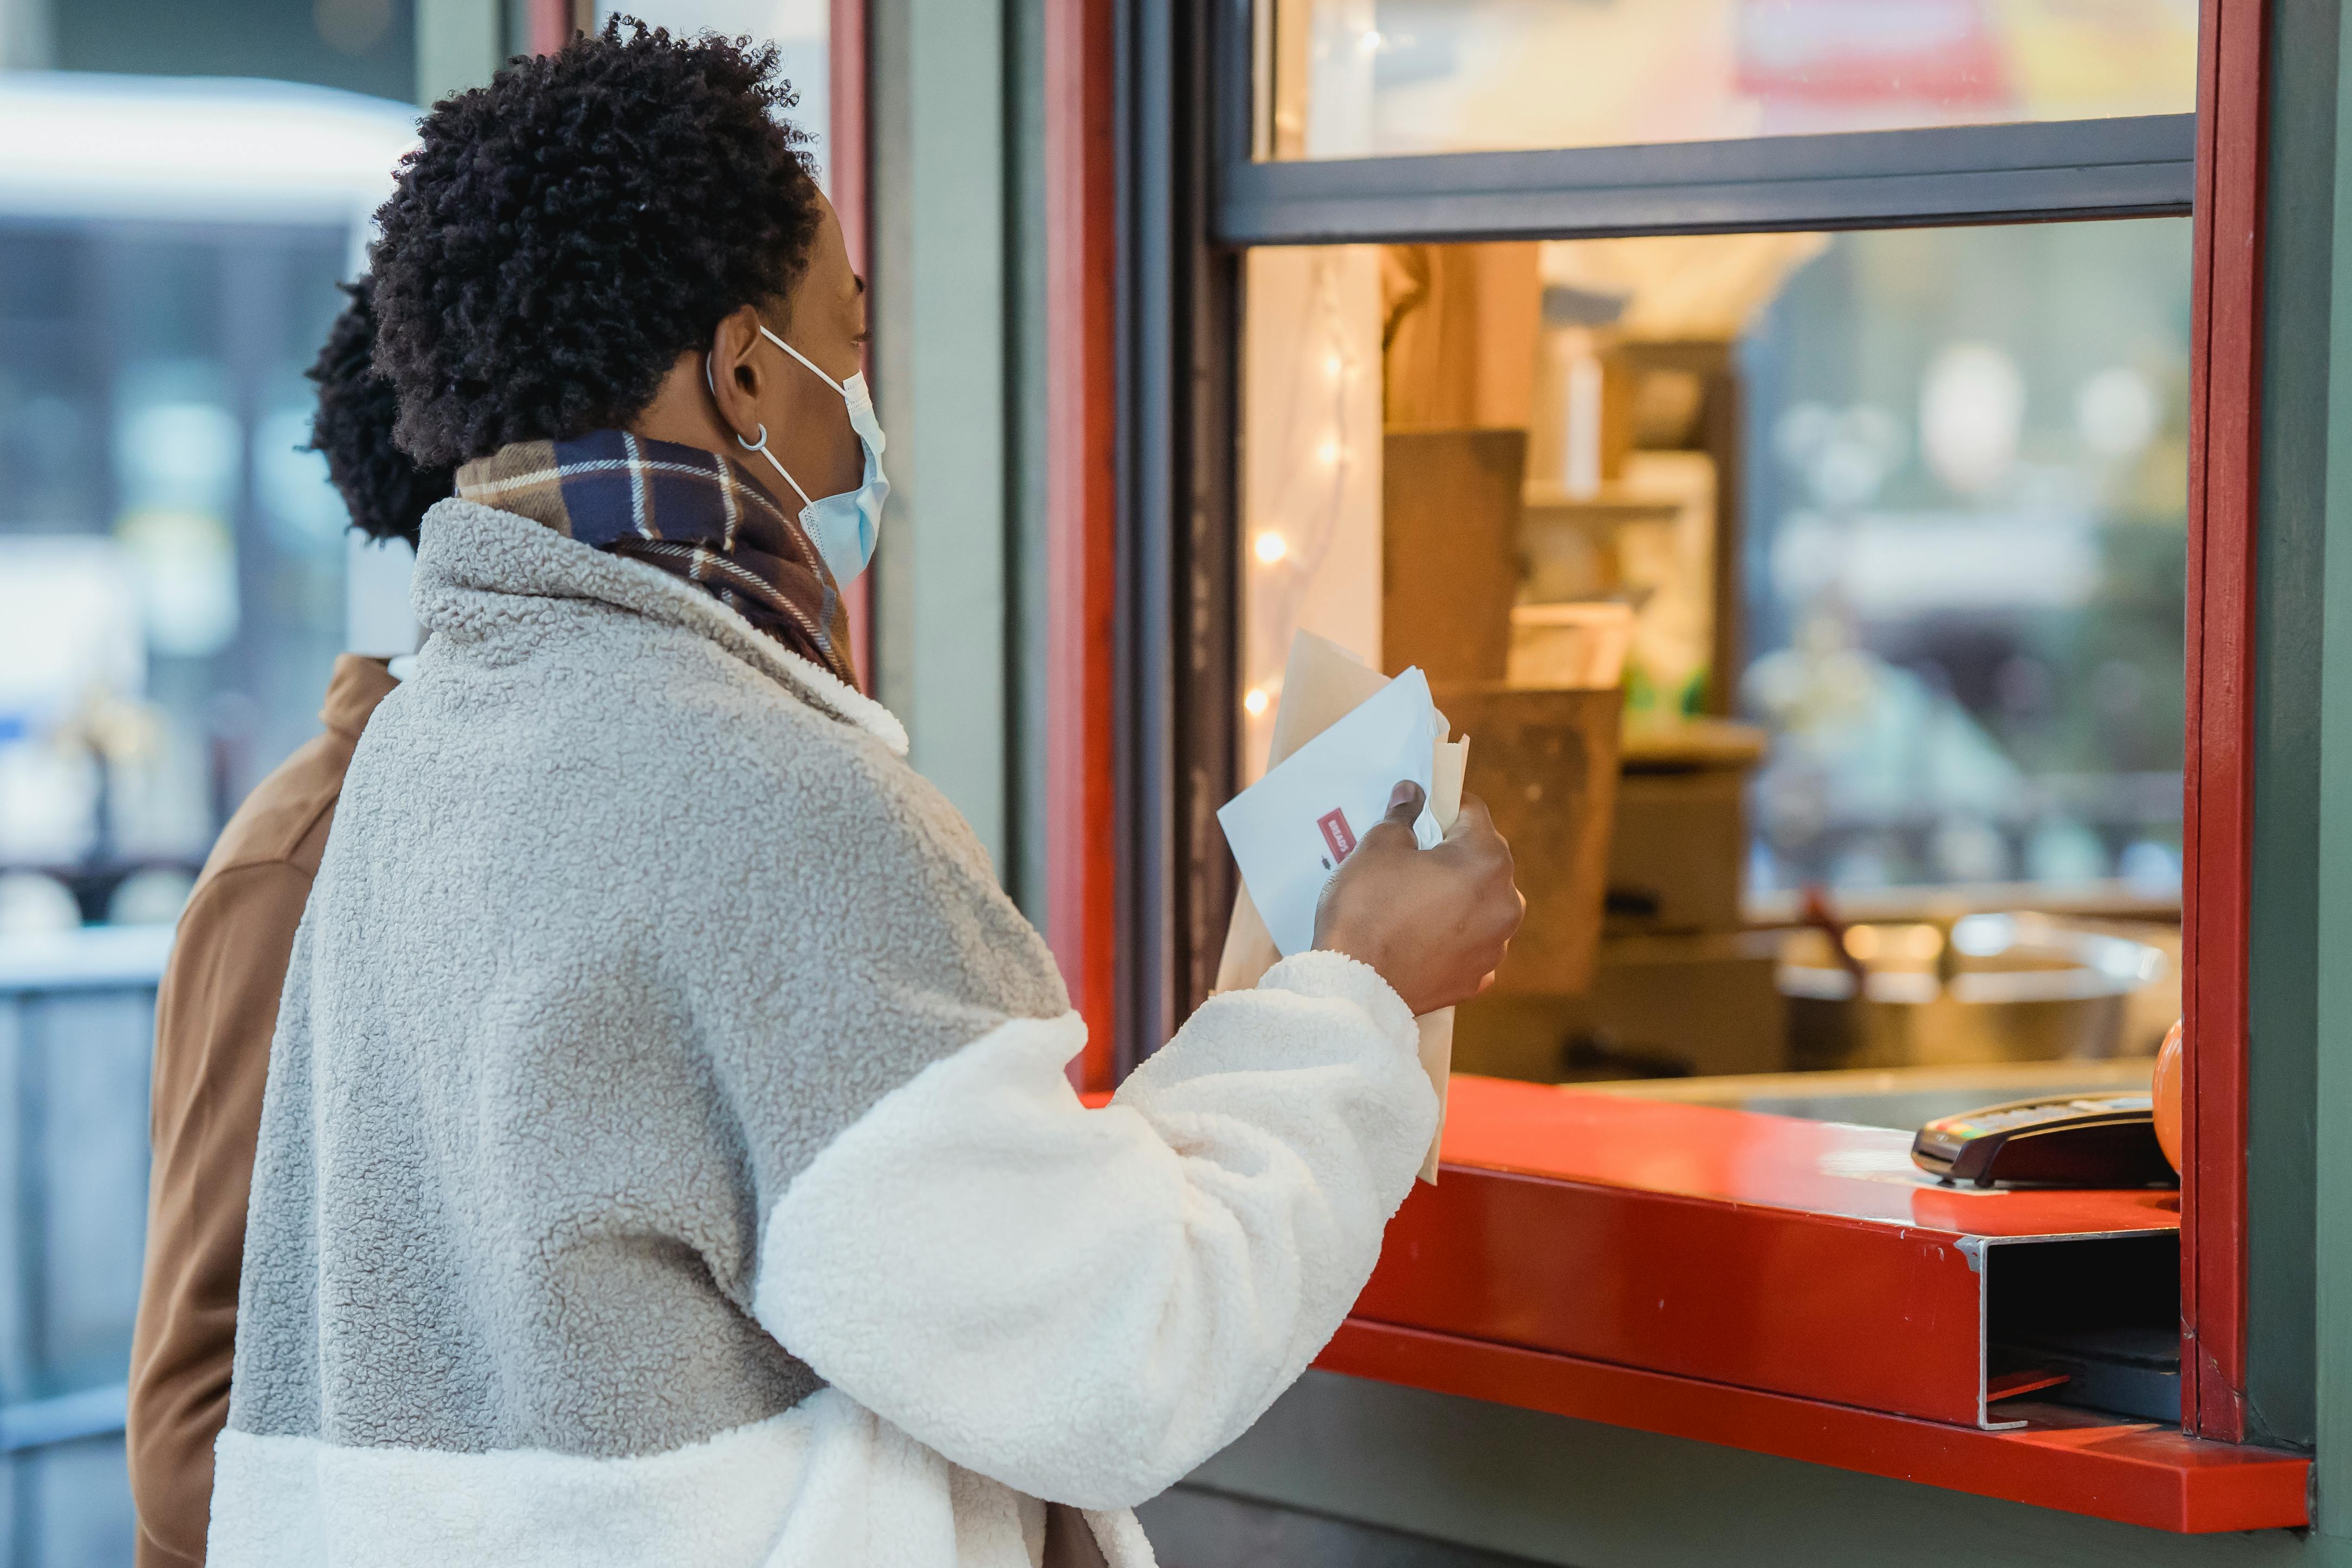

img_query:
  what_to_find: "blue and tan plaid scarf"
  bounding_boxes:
[454,430,858,688]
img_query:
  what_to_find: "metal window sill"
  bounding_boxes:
[1312,1075,2306,1534]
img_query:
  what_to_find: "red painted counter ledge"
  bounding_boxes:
[1309,1075,2310,1536]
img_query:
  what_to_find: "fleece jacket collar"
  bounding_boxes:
[413,496,908,757]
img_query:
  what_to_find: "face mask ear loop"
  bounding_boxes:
[735,422,816,510]
[760,326,849,395]
[708,352,815,502]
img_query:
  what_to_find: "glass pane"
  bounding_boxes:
[1257,0,2199,160]
[1740,221,2190,908]
[1,221,355,919]
[1236,217,2189,1105]
[597,1,833,188]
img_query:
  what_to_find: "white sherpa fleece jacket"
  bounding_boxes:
[209,499,1439,1568]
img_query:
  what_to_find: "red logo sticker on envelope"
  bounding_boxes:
[1317,809,1356,862]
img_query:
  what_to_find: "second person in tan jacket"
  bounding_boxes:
[125,277,452,1568]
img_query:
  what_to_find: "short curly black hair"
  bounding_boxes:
[306,275,454,549]
[369,18,823,469]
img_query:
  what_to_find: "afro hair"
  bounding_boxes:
[368,18,824,469]
[306,275,454,550]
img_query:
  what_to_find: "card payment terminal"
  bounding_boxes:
[1911,1093,2176,1188]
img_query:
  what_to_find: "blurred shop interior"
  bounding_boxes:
[1240,0,2195,1130]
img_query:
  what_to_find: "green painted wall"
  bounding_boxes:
[2246,0,2339,1453]
[866,0,1050,918]
[1006,0,1050,927]
[415,0,499,104]
[868,0,1012,874]
[2310,0,2352,1528]
[1188,1372,2337,1568]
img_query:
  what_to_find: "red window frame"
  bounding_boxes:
[2180,0,2268,1446]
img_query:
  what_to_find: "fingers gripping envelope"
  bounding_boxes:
[1214,632,1468,1183]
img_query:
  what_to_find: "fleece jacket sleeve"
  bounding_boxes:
[750,949,1436,1511]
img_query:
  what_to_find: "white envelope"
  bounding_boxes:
[1216,632,1467,1185]
[1215,666,1441,959]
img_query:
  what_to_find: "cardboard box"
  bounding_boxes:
[1454,930,1789,1083]
[1381,428,1525,684]
[1606,718,1765,936]
[1434,683,1623,997]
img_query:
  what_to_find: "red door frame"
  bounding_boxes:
[830,0,874,680]
[1043,0,2271,1434]
[1043,0,1120,1091]
[2180,0,2268,1446]
[525,0,572,54]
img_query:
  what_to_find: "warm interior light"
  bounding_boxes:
[1252,531,1289,565]
[1315,438,1342,467]
[1324,353,1344,380]
[1243,687,1270,717]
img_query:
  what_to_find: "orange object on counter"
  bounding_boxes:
[2154,1017,2185,1174]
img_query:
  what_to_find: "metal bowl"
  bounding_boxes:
[1778,913,2168,1071]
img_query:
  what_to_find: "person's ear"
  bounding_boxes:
[705,304,769,443]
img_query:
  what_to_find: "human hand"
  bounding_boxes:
[1312,781,1523,1016]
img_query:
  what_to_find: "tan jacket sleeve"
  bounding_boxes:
[128,860,314,1568]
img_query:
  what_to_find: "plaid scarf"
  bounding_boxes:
[454,431,858,688]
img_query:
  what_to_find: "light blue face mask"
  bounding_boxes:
[720,325,888,585]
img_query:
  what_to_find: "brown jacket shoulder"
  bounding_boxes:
[126,655,395,1568]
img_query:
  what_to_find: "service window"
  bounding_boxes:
[1225,0,2200,1131]
[1106,0,2265,1455]
[1239,217,2193,1111]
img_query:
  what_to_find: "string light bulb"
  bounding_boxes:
[1316,437,1341,467]
[1252,531,1289,565]
[1243,687,1270,718]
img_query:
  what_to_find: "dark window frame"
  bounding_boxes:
[1211,0,2195,244]
[1218,115,2196,245]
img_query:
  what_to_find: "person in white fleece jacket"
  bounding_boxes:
[207,20,1523,1568]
